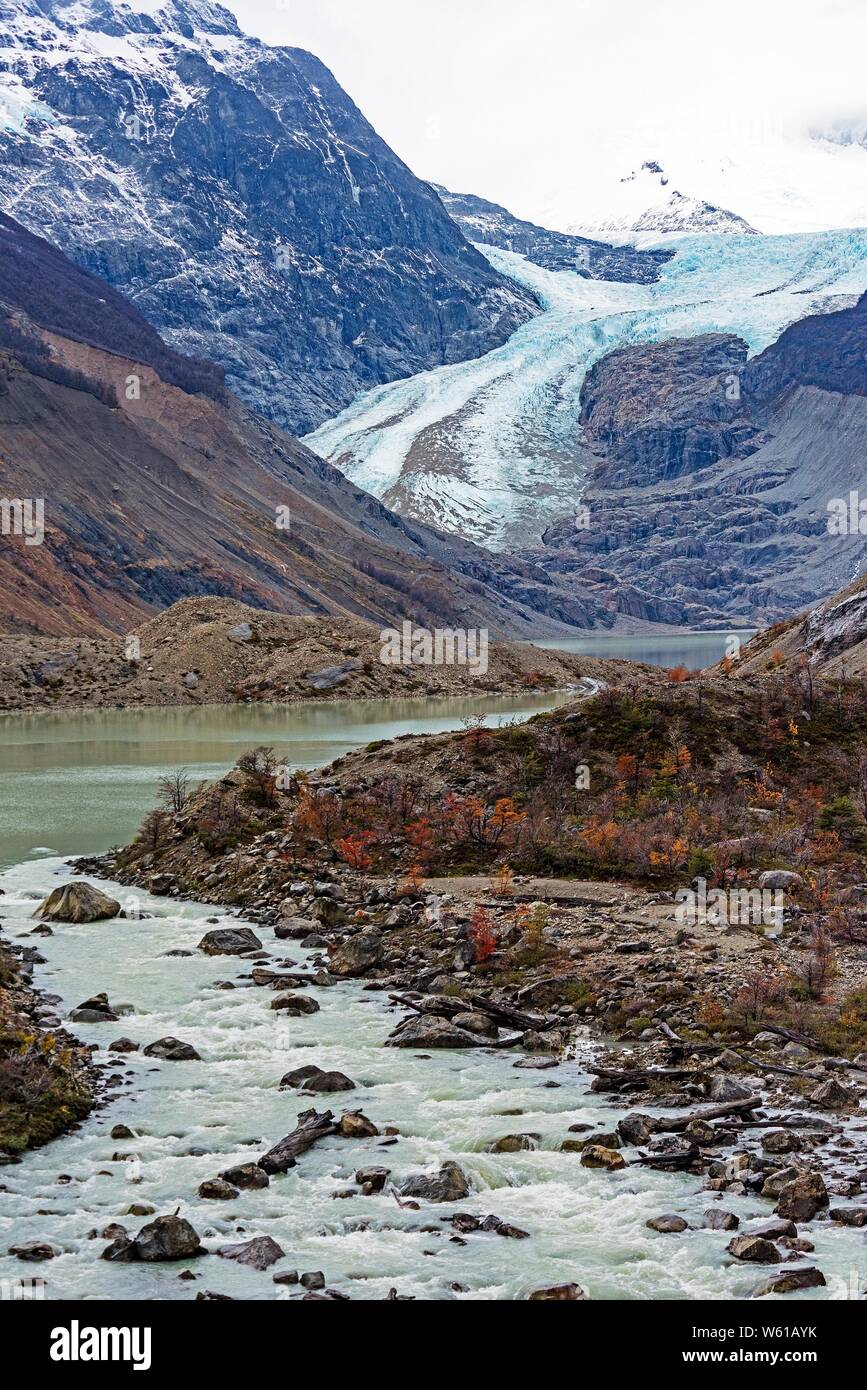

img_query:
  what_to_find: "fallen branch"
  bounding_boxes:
[259,1108,338,1174]
[653,1097,762,1133]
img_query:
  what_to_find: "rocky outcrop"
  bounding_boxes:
[433,185,672,284]
[34,882,120,923]
[397,1161,471,1203]
[0,0,536,436]
[533,295,867,628]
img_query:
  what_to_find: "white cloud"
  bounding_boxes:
[220,1,867,229]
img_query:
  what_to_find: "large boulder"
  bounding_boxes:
[726,1235,782,1264]
[774,1171,829,1223]
[133,1215,204,1262]
[398,1161,470,1203]
[197,927,262,956]
[580,1145,626,1171]
[34,882,120,923]
[752,1267,826,1297]
[217,1236,284,1271]
[219,1163,269,1190]
[271,993,320,1015]
[386,1014,486,1049]
[143,1037,201,1061]
[69,992,118,1023]
[809,1077,857,1110]
[279,1065,356,1094]
[327,930,383,978]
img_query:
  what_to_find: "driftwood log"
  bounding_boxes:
[259,1108,338,1174]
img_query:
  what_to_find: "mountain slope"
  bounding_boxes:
[432,185,673,284]
[732,571,867,678]
[562,161,759,240]
[535,292,867,627]
[0,0,536,434]
[0,211,603,639]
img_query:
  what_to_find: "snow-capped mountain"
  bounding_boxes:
[0,0,536,434]
[563,161,758,241]
[539,133,867,241]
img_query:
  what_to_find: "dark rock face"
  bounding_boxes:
[533,300,867,628]
[0,0,536,435]
[744,290,867,400]
[578,335,765,488]
[433,185,672,285]
[143,1037,202,1061]
[218,1236,284,1271]
[124,1214,204,1262]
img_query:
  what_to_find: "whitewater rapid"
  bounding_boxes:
[304,230,867,549]
[1,857,864,1301]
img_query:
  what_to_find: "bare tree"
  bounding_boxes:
[158,768,191,814]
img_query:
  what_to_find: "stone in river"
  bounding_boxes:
[355,1166,390,1192]
[762,1129,802,1154]
[143,1037,202,1061]
[338,1111,379,1139]
[528,1283,587,1300]
[108,1038,140,1052]
[752,1267,826,1297]
[197,927,262,955]
[34,882,120,923]
[703,1209,739,1231]
[486,1134,538,1154]
[134,1215,205,1262]
[9,1241,58,1261]
[198,1179,239,1201]
[829,1206,867,1227]
[809,1077,857,1109]
[386,1015,485,1049]
[580,1145,625,1171]
[774,1171,829,1222]
[646,1214,688,1233]
[218,1236,285,1271]
[271,993,320,1014]
[397,1161,470,1203]
[219,1163,269,1189]
[69,992,119,1023]
[617,1113,656,1145]
[279,1064,356,1093]
[726,1235,782,1264]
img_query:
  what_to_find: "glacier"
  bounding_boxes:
[304,229,867,549]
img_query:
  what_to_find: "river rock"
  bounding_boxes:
[774,1172,829,1222]
[355,1166,390,1192]
[752,1267,826,1297]
[580,1145,626,1171]
[386,1014,486,1049]
[218,1236,284,1271]
[486,1134,538,1154]
[703,1209,739,1231]
[398,1161,470,1203]
[69,993,118,1023]
[762,1129,802,1154]
[706,1075,754,1102]
[198,1179,239,1200]
[279,1064,355,1094]
[275,915,319,939]
[829,1206,867,1226]
[271,993,320,1015]
[528,1283,587,1300]
[327,930,383,977]
[451,1010,499,1038]
[134,1215,205,1262]
[646,1214,688,1233]
[34,882,120,923]
[338,1111,379,1139]
[219,1163,269,1190]
[617,1113,656,1146]
[9,1241,59,1261]
[143,1037,202,1061]
[198,927,262,956]
[726,1235,782,1264]
[809,1077,857,1110]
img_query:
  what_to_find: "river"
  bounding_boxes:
[0,692,860,1300]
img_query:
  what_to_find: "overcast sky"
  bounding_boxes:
[225,0,867,225]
